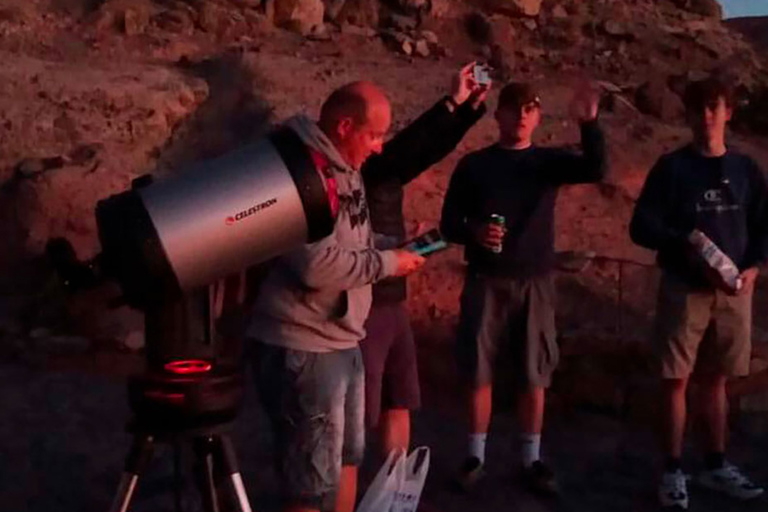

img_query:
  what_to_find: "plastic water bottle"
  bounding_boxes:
[688,230,743,291]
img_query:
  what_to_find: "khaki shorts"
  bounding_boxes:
[457,273,559,389]
[655,272,752,379]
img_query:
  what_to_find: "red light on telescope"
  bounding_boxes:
[164,360,213,375]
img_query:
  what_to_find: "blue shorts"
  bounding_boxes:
[251,342,365,510]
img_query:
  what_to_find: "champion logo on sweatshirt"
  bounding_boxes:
[696,187,740,214]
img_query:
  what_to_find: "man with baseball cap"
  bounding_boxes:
[441,80,606,495]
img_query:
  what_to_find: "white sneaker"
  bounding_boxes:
[659,470,689,509]
[696,463,764,500]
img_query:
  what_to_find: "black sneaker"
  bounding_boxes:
[520,460,559,497]
[453,456,485,493]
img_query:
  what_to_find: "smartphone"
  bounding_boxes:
[402,228,448,256]
[473,63,492,86]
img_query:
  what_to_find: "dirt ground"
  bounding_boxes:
[2,353,768,512]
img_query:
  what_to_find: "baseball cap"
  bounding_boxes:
[498,82,542,110]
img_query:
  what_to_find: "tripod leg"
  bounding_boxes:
[217,435,253,512]
[173,441,184,512]
[109,434,155,512]
[194,436,221,512]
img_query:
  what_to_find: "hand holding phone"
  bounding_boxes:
[473,63,492,87]
[401,228,448,257]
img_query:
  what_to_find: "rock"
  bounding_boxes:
[489,43,514,81]
[332,0,379,27]
[273,0,324,35]
[389,13,418,31]
[401,0,429,12]
[123,7,150,35]
[464,12,492,44]
[733,85,768,135]
[14,157,65,179]
[153,9,195,35]
[602,20,634,40]
[672,0,722,19]
[420,29,438,45]
[523,18,537,31]
[0,55,207,294]
[516,46,545,60]
[414,39,430,57]
[198,1,248,38]
[634,79,684,122]
[429,0,452,18]
[484,0,541,17]
[400,39,413,55]
[340,23,376,37]
[551,4,568,19]
[307,22,331,40]
[666,70,709,96]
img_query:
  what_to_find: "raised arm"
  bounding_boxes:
[363,63,489,187]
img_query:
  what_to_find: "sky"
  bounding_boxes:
[720,0,768,18]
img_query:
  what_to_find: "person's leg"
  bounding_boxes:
[516,275,558,495]
[335,466,358,512]
[517,386,545,466]
[698,374,728,460]
[468,384,492,459]
[455,274,506,490]
[654,273,711,509]
[359,304,394,453]
[378,304,421,456]
[338,347,366,512]
[270,348,348,512]
[380,408,410,456]
[662,377,689,467]
[694,290,763,500]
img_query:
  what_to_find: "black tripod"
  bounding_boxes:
[109,422,251,512]
[107,287,253,512]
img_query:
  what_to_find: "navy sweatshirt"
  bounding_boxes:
[440,121,606,278]
[364,98,486,304]
[630,145,768,288]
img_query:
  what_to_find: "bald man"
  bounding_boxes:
[247,82,425,512]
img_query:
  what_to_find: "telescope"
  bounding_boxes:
[48,126,338,512]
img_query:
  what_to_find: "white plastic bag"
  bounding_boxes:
[390,447,430,512]
[356,449,406,512]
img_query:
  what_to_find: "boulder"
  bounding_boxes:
[274,0,324,35]
[332,0,379,27]
[0,54,207,293]
[672,0,722,19]
[634,79,684,122]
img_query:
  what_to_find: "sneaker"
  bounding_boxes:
[696,463,764,500]
[454,456,485,492]
[520,460,559,497]
[658,470,689,509]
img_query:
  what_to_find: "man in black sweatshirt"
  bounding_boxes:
[441,82,605,495]
[630,77,767,510]
[361,63,488,458]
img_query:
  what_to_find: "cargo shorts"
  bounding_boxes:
[251,342,365,510]
[456,273,559,389]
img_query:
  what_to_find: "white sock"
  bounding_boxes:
[520,433,541,467]
[468,433,487,463]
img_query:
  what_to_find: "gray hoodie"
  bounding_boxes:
[246,116,399,352]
